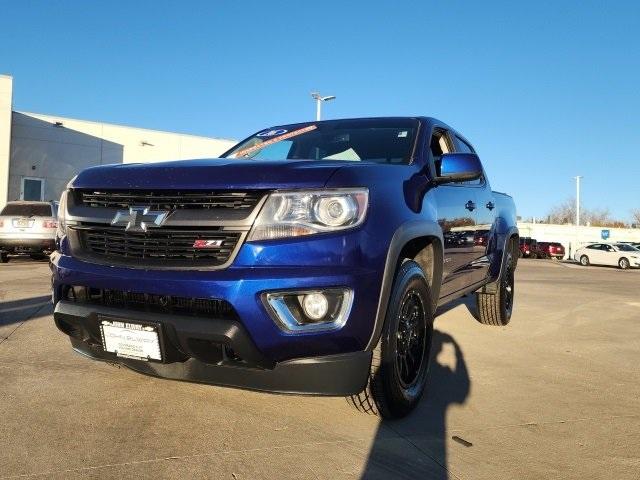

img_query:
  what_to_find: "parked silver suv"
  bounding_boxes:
[0,201,58,262]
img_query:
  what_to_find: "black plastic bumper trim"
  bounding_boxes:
[54,301,371,396]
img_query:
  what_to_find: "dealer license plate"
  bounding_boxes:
[100,319,162,361]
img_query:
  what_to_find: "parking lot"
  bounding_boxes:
[0,259,638,479]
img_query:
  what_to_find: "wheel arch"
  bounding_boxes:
[481,227,519,295]
[365,221,443,351]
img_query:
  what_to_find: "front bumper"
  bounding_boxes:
[55,300,371,395]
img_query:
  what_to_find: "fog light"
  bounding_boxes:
[263,288,354,333]
[301,293,329,320]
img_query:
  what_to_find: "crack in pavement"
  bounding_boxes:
[0,439,364,479]
[0,303,50,348]
[381,422,464,480]
[446,413,640,434]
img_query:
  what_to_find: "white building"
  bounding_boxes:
[0,75,236,207]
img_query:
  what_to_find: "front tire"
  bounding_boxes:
[348,260,434,419]
[619,257,630,270]
[580,255,590,266]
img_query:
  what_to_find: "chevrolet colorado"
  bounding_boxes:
[51,117,518,418]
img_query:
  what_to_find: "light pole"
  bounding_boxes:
[574,175,583,226]
[573,175,583,256]
[311,92,336,121]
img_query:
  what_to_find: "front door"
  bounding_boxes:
[428,129,479,298]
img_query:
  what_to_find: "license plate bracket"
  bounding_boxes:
[99,316,164,362]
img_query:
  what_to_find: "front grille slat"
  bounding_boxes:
[71,189,261,268]
[78,190,262,211]
[75,226,241,265]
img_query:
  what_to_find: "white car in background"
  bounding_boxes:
[574,243,640,270]
[0,201,58,263]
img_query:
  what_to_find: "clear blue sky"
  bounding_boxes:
[2,1,639,221]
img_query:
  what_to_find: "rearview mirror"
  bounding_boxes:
[436,153,483,183]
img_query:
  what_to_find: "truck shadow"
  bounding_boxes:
[0,295,52,328]
[360,329,470,479]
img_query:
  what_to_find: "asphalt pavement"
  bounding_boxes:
[0,258,638,479]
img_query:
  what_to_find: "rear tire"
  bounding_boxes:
[580,255,589,266]
[0,253,8,263]
[619,257,630,270]
[348,260,434,419]
[475,241,516,327]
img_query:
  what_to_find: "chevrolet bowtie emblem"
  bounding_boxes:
[111,206,169,232]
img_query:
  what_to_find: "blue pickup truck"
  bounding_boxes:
[51,117,518,418]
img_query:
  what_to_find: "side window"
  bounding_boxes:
[454,136,474,154]
[429,129,452,177]
[453,135,483,185]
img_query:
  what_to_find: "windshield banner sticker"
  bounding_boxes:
[232,125,317,158]
[257,128,288,137]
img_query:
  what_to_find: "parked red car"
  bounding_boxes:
[537,242,565,259]
[519,237,539,258]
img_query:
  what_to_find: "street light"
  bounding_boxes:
[573,175,583,257]
[311,92,336,121]
[574,175,583,226]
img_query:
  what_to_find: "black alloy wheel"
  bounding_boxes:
[395,290,427,389]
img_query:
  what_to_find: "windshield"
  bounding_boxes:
[0,203,52,217]
[615,244,639,252]
[222,119,419,164]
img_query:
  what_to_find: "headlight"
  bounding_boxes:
[57,190,68,238]
[248,189,368,241]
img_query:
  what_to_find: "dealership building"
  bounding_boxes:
[0,75,236,208]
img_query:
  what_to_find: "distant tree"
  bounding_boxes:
[632,209,640,225]
[547,198,576,224]
[546,200,627,227]
[585,208,612,227]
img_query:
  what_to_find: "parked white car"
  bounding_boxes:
[574,243,640,269]
[0,201,58,263]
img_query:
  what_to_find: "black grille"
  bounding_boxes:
[64,285,236,319]
[77,190,262,210]
[74,225,241,265]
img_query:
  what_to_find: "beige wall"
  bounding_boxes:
[0,75,12,206]
[7,111,236,204]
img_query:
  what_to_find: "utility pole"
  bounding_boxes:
[311,92,336,121]
[574,176,583,226]
[573,175,583,257]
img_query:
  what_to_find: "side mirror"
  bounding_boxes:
[436,153,483,183]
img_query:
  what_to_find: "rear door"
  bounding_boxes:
[587,244,605,265]
[602,244,618,266]
[428,128,480,298]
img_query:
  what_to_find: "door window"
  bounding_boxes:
[429,130,452,177]
[453,135,483,185]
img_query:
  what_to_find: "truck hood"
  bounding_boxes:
[71,158,352,190]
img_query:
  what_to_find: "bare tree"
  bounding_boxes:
[585,208,612,227]
[632,209,640,225]
[546,199,627,227]
[547,198,576,224]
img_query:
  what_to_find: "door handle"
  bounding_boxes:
[465,200,476,211]
[486,201,495,210]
